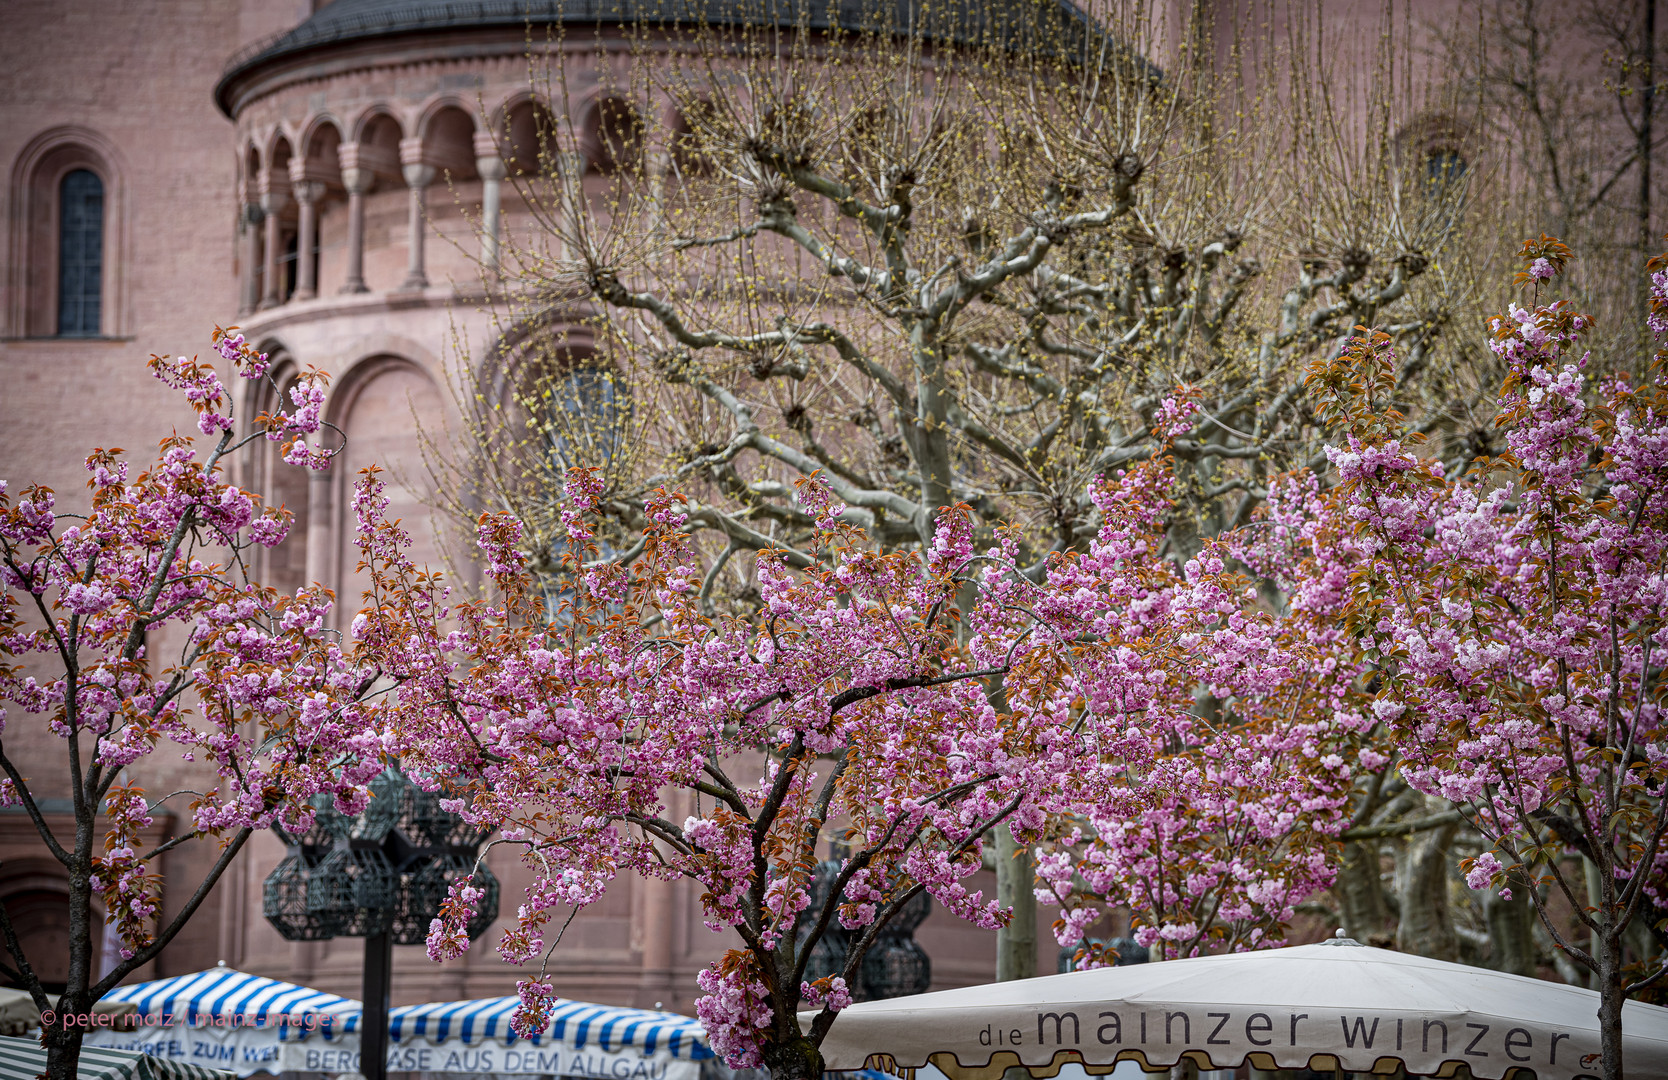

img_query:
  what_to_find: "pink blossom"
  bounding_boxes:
[2,330,386,971]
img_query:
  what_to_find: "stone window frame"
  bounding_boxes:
[6,125,129,339]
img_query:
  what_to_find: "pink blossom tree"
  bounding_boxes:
[1291,239,1668,1080]
[0,330,385,1080]
[356,438,1311,1077]
[1031,467,1376,964]
[355,372,1409,1076]
[355,241,1668,1080]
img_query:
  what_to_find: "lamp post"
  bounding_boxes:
[264,768,499,1080]
[796,849,932,1001]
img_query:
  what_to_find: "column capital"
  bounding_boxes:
[242,202,266,227]
[476,155,507,183]
[257,169,291,203]
[259,188,290,215]
[292,179,327,205]
[340,167,374,196]
[402,162,437,189]
[472,131,501,161]
[398,136,429,167]
[337,141,365,171]
[338,142,399,186]
[286,156,338,187]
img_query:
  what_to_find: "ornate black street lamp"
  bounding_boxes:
[264,767,498,1080]
[797,851,932,1000]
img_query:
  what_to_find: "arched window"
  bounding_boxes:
[538,363,630,472]
[1424,149,1467,198]
[57,169,104,336]
[8,128,123,338]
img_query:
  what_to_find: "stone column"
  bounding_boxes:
[338,142,373,294]
[474,131,506,277]
[258,185,289,309]
[291,181,325,301]
[305,465,336,608]
[239,202,264,315]
[400,163,436,290]
[339,168,373,294]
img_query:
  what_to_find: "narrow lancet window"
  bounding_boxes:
[57,169,104,336]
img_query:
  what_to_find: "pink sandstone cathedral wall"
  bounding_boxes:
[2,0,1476,1015]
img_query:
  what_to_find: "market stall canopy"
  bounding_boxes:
[92,971,714,1080]
[813,937,1668,1080]
[0,1036,233,1080]
[86,967,359,1076]
[0,988,134,1037]
[302,995,715,1080]
[96,967,359,1032]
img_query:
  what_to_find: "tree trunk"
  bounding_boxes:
[1597,927,1625,1080]
[761,1034,826,1080]
[43,1022,85,1080]
[1394,806,1459,961]
[1336,840,1393,943]
[996,826,1037,980]
[1483,879,1537,977]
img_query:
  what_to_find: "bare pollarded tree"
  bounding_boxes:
[419,0,1512,980]
[431,0,1506,590]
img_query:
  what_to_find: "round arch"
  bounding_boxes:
[415,99,480,181]
[577,94,644,174]
[350,106,407,146]
[478,305,600,403]
[492,95,560,179]
[324,351,448,626]
[0,855,112,991]
[416,95,480,141]
[487,91,554,137]
[6,125,128,337]
[301,115,347,162]
[255,126,296,172]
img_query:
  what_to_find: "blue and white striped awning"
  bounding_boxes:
[357,997,712,1059]
[100,967,359,1038]
[99,971,710,1062]
[0,1036,235,1080]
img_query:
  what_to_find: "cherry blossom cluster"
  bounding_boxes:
[353,411,1388,1066]
[1,329,381,967]
[1287,242,1668,1011]
[352,461,1189,1064]
[351,241,1665,1074]
[1023,458,1373,963]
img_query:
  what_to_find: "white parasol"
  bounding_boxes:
[812,937,1668,1080]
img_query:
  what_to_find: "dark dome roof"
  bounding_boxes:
[215,0,1101,117]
